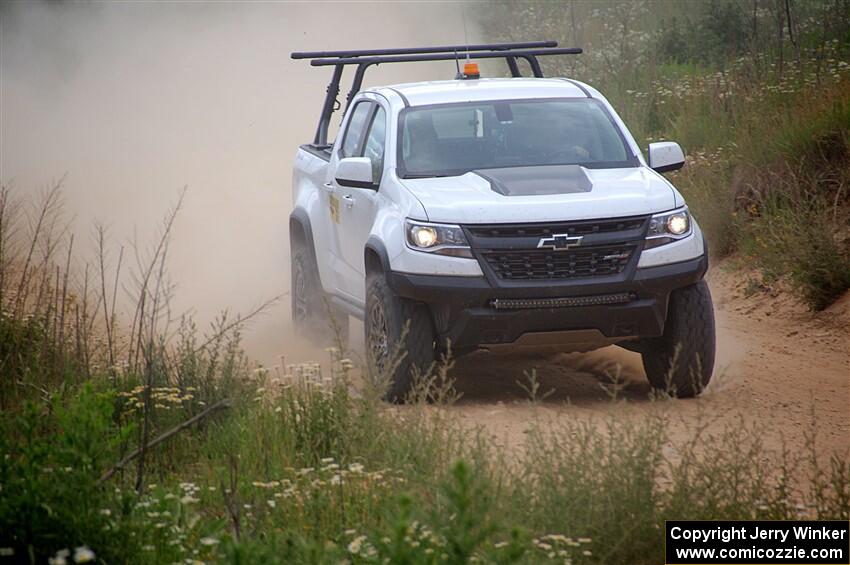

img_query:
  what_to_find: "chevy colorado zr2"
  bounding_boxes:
[289,42,715,401]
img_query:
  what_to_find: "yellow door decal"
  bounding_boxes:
[329,194,340,224]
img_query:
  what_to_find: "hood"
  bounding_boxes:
[399,166,676,224]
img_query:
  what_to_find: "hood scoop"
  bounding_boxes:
[473,164,593,197]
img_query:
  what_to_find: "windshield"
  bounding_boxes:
[398,98,638,178]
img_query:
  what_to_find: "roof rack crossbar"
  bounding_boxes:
[294,42,583,145]
[291,41,557,60]
[309,47,583,68]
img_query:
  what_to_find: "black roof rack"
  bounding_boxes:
[291,41,583,146]
[290,41,558,60]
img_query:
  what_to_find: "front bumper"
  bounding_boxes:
[387,252,708,353]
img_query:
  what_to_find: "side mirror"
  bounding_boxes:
[647,142,685,173]
[335,157,377,189]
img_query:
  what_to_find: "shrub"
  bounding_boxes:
[743,194,850,309]
[0,384,139,563]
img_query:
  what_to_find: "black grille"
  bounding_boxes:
[466,217,647,239]
[481,244,636,280]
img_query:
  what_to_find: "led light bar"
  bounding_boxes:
[491,293,634,310]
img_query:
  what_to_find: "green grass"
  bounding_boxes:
[2,352,849,564]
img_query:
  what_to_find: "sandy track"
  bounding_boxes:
[272,260,848,461]
[436,262,850,459]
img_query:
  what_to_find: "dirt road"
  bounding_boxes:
[436,262,850,459]
[270,259,848,461]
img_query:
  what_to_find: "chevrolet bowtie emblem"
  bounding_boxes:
[537,234,583,251]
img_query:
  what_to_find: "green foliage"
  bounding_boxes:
[0,309,83,411]
[439,461,499,562]
[0,311,46,402]
[656,1,750,66]
[2,349,850,564]
[276,374,353,466]
[742,196,850,309]
[0,385,138,563]
[517,416,665,563]
[739,90,850,168]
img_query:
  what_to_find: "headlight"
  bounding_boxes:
[667,213,689,235]
[645,207,691,248]
[405,220,473,258]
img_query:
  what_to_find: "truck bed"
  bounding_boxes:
[299,143,332,162]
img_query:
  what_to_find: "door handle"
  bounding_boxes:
[342,194,356,208]
[322,182,335,192]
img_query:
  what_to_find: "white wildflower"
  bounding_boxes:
[48,549,69,565]
[73,546,96,563]
[347,535,366,554]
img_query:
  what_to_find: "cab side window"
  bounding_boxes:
[340,102,373,158]
[362,106,387,184]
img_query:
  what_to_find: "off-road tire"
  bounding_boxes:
[365,271,435,403]
[291,244,349,347]
[641,280,715,398]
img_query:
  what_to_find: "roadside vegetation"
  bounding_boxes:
[2,1,849,563]
[1,185,849,564]
[484,0,850,309]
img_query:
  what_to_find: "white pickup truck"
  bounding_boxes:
[290,42,715,401]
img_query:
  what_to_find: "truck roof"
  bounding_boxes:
[371,77,592,108]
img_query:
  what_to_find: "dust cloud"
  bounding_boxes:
[1,1,478,365]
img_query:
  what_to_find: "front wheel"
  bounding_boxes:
[365,271,435,403]
[641,280,716,397]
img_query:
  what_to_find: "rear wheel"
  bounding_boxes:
[641,280,715,397]
[365,271,435,403]
[291,244,349,347]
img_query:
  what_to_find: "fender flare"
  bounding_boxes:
[365,236,391,275]
[289,207,316,260]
